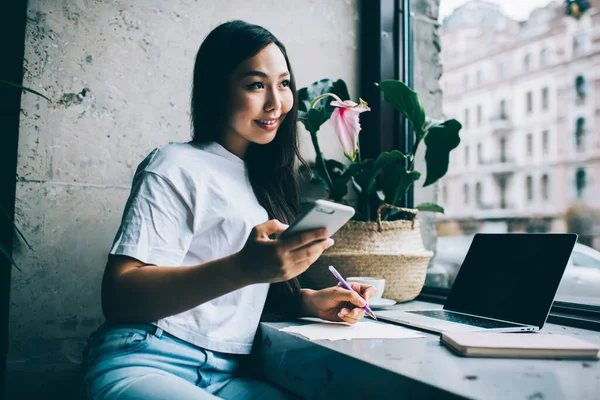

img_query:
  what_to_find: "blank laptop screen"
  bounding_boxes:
[443,233,577,329]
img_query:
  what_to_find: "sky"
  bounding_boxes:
[438,0,557,21]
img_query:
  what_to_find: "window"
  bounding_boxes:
[542,130,549,154]
[463,74,469,89]
[420,1,600,311]
[464,108,469,128]
[576,168,586,198]
[526,175,533,201]
[540,48,549,66]
[465,145,470,166]
[574,33,586,56]
[575,117,585,150]
[442,185,448,204]
[524,53,532,71]
[499,137,507,162]
[575,75,586,100]
[541,174,549,200]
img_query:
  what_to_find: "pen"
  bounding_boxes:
[328,265,377,320]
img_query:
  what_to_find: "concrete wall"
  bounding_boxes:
[8,0,441,398]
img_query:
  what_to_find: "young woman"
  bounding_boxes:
[83,20,376,400]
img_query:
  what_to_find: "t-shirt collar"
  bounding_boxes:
[200,141,246,169]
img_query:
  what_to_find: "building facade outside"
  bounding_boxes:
[437,0,600,248]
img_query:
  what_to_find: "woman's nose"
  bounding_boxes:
[264,88,282,112]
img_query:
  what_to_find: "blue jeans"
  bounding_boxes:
[83,323,297,400]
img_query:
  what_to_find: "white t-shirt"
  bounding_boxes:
[110,141,270,354]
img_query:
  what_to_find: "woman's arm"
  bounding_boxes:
[101,253,249,323]
[102,220,333,324]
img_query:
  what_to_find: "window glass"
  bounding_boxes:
[433,0,600,307]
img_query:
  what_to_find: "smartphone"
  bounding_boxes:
[278,199,355,240]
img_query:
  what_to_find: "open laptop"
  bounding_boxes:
[376,233,578,333]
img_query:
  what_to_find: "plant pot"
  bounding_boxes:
[300,205,433,302]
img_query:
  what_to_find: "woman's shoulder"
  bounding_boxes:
[137,142,210,181]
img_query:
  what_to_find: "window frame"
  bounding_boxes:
[362,0,600,330]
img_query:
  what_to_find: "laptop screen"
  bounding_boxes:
[443,233,577,329]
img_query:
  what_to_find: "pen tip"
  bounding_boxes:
[370,312,377,320]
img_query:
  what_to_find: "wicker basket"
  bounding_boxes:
[300,204,433,302]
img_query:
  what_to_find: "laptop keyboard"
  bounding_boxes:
[407,310,525,329]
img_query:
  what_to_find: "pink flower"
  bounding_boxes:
[329,95,370,162]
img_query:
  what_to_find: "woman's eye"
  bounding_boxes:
[247,82,264,89]
[280,80,290,88]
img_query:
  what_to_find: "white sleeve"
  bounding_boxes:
[110,171,195,266]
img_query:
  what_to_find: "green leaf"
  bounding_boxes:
[366,150,410,195]
[415,202,445,213]
[298,78,350,116]
[379,166,421,206]
[0,244,22,272]
[377,80,426,138]
[423,119,462,186]
[330,162,365,202]
[0,80,51,102]
[299,107,328,133]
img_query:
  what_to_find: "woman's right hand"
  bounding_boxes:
[235,219,334,284]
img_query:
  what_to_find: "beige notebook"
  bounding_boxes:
[441,331,600,360]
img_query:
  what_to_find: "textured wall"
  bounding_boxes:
[10,0,358,397]
[8,0,441,398]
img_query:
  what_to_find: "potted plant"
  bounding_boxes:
[297,78,462,302]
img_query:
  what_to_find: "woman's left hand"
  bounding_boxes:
[300,284,377,324]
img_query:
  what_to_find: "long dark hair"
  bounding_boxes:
[191,20,305,319]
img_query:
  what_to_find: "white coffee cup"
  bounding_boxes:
[346,276,385,301]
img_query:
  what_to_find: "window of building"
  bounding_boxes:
[500,99,507,118]
[498,62,505,79]
[477,104,482,125]
[524,53,532,71]
[542,87,549,110]
[575,117,585,150]
[499,137,507,162]
[526,175,533,201]
[527,133,533,156]
[463,183,469,204]
[476,182,483,207]
[576,168,586,198]
[464,108,469,128]
[574,33,586,56]
[465,145,470,166]
[476,70,482,86]
[575,75,586,100]
[540,48,549,66]
[542,130,549,154]
[477,142,482,164]
[526,91,533,113]
[463,74,469,89]
[541,174,549,200]
[442,185,448,204]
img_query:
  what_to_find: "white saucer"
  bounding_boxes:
[368,298,397,308]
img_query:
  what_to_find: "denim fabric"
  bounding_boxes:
[83,323,297,400]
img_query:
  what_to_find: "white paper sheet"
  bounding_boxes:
[279,319,424,341]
